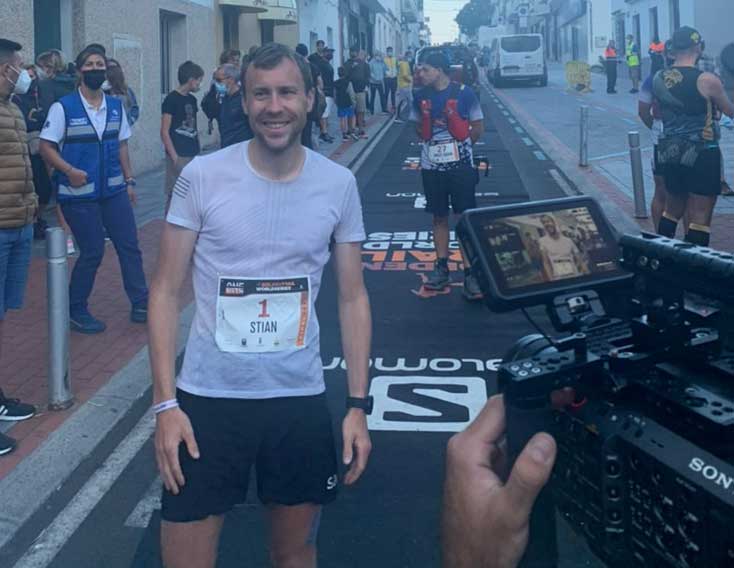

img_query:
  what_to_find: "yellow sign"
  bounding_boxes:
[565,61,592,93]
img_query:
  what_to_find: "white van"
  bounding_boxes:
[489,34,547,87]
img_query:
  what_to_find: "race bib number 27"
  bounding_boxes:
[215,276,310,353]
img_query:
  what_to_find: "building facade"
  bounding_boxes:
[610,0,732,75]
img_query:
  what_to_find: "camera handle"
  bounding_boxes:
[505,401,559,568]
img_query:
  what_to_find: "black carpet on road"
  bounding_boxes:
[130,98,600,567]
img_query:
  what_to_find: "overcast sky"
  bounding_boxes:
[425,0,466,44]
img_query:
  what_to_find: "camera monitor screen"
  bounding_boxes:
[458,197,632,310]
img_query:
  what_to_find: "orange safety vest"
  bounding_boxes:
[605,47,617,59]
[649,41,665,54]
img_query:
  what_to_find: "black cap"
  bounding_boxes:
[323,46,335,52]
[0,39,22,52]
[422,51,450,74]
[75,44,107,69]
[671,26,703,50]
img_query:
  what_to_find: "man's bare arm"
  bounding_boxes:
[638,101,654,129]
[332,241,371,397]
[699,72,734,118]
[148,223,198,403]
[469,119,484,143]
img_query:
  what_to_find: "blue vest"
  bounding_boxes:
[54,91,125,202]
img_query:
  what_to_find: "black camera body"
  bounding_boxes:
[457,197,734,567]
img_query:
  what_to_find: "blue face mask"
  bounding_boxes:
[215,82,226,95]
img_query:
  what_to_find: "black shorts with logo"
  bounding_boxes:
[421,165,478,216]
[663,147,721,197]
[161,389,339,522]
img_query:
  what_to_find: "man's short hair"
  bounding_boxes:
[422,51,450,75]
[295,43,309,57]
[316,40,325,47]
[387,46,393,51]
[241,43,313,96]
[0,38,21,66]
[219,49,241,65]
[220,63,240,82]
[75,44,106,70]
[178,60,204,85]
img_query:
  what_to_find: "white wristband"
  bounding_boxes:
[153,399,179,415]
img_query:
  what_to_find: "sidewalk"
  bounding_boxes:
[492,63,734,251]
[0,111,392,487]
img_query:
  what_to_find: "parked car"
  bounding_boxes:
[488,34,547,87]
[414,44,481,100]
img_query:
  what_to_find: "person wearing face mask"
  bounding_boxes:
[0,38,40,457]
[217,63,252,147]
[12,64,53,240]
[39,45,148,335]
[160,60,204,213]
[36,50,76,120]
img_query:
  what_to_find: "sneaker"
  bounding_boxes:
[722,181,734,196]
[629,88,639,94]
[359,130,368,139]
[423,263,450,290]
[394,118,405,124]
[0,432,16,456]
[0,390,36,421]
[342,133,350,141]
[70,310,107,334]
[350,132,360,141]
[131,302,148,324]
[319,133,330,143]
[462,272,483,301]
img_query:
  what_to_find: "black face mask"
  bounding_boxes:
[82,69,106,90]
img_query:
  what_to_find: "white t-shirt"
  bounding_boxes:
[40,89,131,144]
[538,234,581,279]
[167,141,366,399]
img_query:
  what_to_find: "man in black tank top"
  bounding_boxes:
[652,27,734,246]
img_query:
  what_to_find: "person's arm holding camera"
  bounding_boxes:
[442,395,560,568]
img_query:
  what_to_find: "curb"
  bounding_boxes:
[0,305,193,558]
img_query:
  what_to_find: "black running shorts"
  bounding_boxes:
[663,147,721,197]
[161,390,339,522]
[421,166,478,216]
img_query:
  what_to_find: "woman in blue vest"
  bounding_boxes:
[39,45,148,334]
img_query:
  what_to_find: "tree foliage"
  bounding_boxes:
[455,0,495,37]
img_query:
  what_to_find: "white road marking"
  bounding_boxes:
[522,137,534,146]
[12,412,155,568]
[594,106,607,112]
[534,151,548,161]
[549,168,576,195]
[124,477,161,529]
[514,126,525,134]
[589,148,652,161]
[622,118,638,125]
[508,118,517,124]
[414,196,427,209]
[502,110,510,116]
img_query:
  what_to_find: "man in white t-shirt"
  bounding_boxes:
[148,43,373,568]
[537,215,586,281]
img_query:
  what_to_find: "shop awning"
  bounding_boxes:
[220,0,269,14]
[258,0,298,25]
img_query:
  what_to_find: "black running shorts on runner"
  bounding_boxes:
[652,145,665,177]
[421,166,478,216]
[663,147,721,197]
[161,390,339,522]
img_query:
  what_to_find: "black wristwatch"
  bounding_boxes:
[346,396,374,415]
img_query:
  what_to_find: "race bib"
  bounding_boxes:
[427,140,460,164]
[551,259,576,278]
[215,276,310,353]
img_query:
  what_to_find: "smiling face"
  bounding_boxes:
[541,215,558,237]
[243,57,313,154]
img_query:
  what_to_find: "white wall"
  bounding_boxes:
[588,0,612,65]
[297,0,341,65]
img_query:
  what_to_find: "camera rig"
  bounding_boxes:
[457,198,734,567]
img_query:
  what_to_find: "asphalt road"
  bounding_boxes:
[9,85,605,568]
